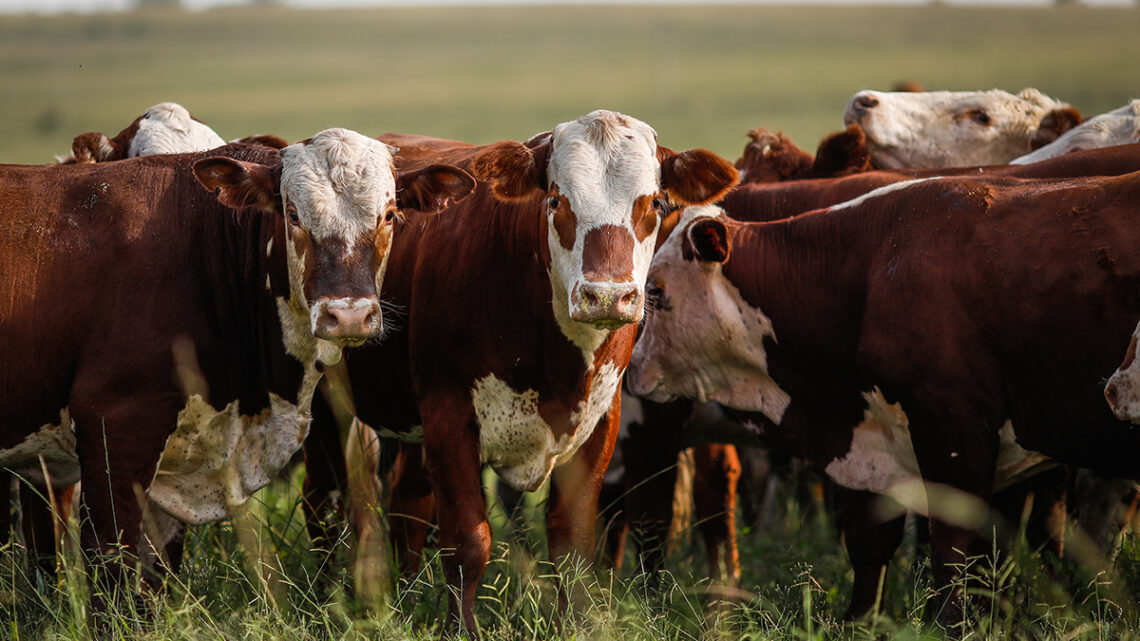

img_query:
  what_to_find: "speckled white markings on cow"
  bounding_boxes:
[474,362,623,492]
[0,409,80,487]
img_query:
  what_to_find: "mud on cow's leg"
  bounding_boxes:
[421,398,489,638]
[834,486,906,620]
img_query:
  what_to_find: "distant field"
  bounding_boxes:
[0,4,1138,164]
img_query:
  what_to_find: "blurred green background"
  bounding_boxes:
[1,4,1137,164]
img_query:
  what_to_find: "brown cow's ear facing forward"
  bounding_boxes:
[685,217,732,265]
[658,146,739,206]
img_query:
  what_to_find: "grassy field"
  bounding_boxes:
[4,4,1140,639]
[1,5,1138,164]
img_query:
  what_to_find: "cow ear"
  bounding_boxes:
[396,164,476,215]
[1031,106,1082,150]
[67,132,122,164]
[687,217,731,264]
[193,157,281,213]
[660,149,740,206]
[231,134,290,149]
[810,124,871,178]
[472,140,548,201]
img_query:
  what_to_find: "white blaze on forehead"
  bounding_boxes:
[280,128,398,243]
[628,205,790,423]
[1012,100,1140,165]
[853,88,1070,168]
[128,102,227,157]
[827,177,940,212]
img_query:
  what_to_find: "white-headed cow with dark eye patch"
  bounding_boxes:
[844,88,1081,169]
[0,128,475,589]
[298,109,738,637]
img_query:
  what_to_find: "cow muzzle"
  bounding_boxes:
[844,91,880,126]
[313,297,382,345]
[570,281,642,329]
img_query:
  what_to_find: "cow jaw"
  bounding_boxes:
[627,206,790,424]
[546,111,661,342]
[1106,328,1140,422]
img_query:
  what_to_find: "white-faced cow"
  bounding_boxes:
[0,128,474,586]
[1013,100,1140,165]
[627,174,1140,625]
[60,101,227,164]
[299,110,738,636]
[1105,320,1140,422]
[844,88,1081,169]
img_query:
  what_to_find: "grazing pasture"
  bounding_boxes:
[3,4,1140,640]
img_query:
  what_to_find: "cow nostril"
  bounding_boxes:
[855,95,879,111]
[620,290,638,307]
[583,290,599,307]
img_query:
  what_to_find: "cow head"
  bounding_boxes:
[627,206,789,422]
[193,128,475,351]
[473,110,738,339]
[59,101,227,164]
[844,88,1082,168]
[1012,99,1140,165]
[1105,321,1140,423]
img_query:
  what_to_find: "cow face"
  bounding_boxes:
[627,206,790,423]
[1105,322,1140,423]
[194,128,474,351]
[1012,100,1140,165]
[844,88,1081,169]
[474,110,738,338]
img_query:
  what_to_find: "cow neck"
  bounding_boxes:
[195,187,312,412]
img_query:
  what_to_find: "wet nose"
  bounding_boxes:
[315,298,381,343]
[571,281,642,329]
[845,92,880,124]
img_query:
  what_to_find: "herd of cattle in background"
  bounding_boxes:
[2,85,1140,635]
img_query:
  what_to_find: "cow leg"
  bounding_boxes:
[907,407,998,630]
[19,481,68,576]
[302,389,348,552]
[620,399,687,577]
[421,401,488,638]
[387,442,437,577]
[834,486,906,620]
[692,443,742,585]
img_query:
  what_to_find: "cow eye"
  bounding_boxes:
[970,110,991,126]
[646,283,665,308]
[286,206,300,223]
[385,210,397,223]
[652,197,667,212]
[548,196,561,211]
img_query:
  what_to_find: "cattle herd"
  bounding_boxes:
[2,88,1140,636]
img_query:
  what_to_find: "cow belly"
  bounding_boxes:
[823,390,1050,512]
[149,393,311,525]
[0,409,81,487]
[474,363,623,493]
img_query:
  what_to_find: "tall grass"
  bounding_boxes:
[4,464,1140,640]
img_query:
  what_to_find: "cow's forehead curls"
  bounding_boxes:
[279,128,399,241]
[548,110,661,217]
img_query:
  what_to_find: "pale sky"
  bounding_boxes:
[0,0,1133,14]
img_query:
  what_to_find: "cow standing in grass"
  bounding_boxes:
[0,129,473,590]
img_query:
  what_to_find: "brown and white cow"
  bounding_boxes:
[735,124,871,184]
[60,101,227,164]
[301,110,737,636]
[844,88,1081,169]
[1013,100,1140,165]
[0,129,473,582]
[627,174,1140,624]
[1105,321,1140,422]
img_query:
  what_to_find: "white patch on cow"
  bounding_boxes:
[0,409,80,488]
[128,102,226,157]
[1012,99,1140,164]
[279,129,398,243]
[628,205,790,423]
[827,178,939,212]
[845,88,1073,168]
[265,238,273,257]
[474,362,623,493]
[545,110,661,350]
[1107,322,1140,422]
[825,391,1049,508]
[150,360,320,525]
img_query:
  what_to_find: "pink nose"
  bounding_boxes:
[571,281,642,329]
[315,299,381,342]
[845,92,880,125]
